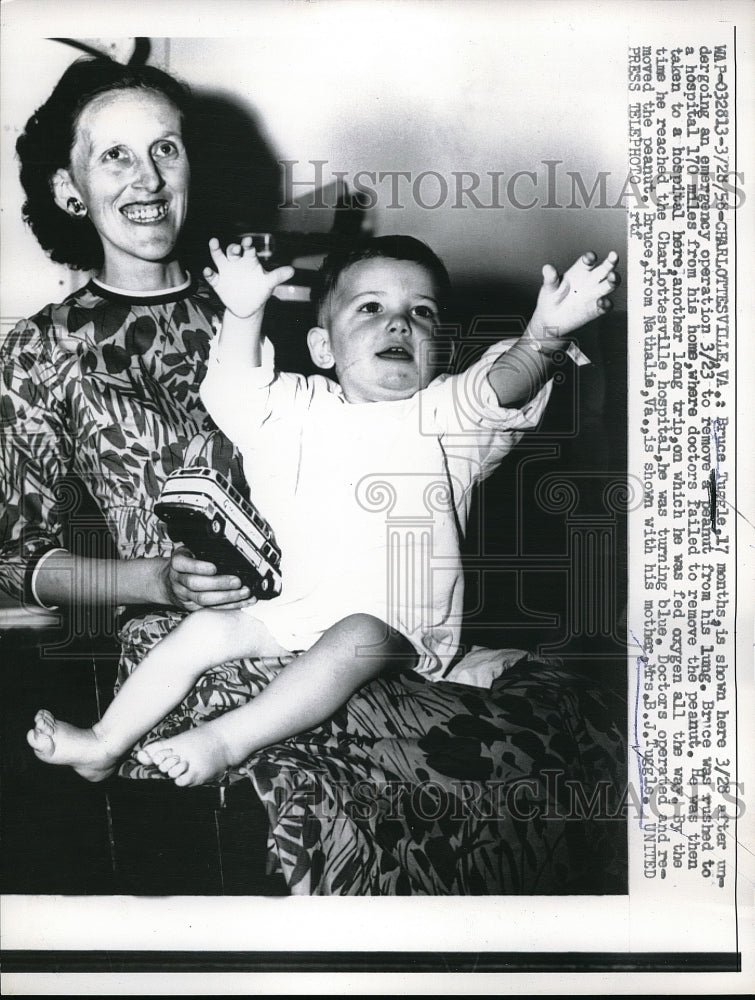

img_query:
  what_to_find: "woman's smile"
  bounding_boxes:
[62,88,189,288]
[120,200,170,224]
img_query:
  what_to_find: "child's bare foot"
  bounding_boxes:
[136,723,234,787]
[528,250,619,343]
[26,709,119,782]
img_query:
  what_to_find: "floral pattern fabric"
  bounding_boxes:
[118,612,627,896]
[0,277,243,601]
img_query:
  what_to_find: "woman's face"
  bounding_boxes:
[61,88,190,284]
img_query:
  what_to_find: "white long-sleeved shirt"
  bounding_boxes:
[201,338,550,678]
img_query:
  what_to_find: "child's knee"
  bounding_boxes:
[337,612,388,642]
[336,613,414,659]
[181,607,248,645]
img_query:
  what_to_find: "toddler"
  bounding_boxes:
[28,234,618,785]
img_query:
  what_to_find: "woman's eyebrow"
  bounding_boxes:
[90,129,183,150]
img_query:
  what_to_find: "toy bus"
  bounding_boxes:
[155,467,282,599]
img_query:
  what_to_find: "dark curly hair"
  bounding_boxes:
[16,57,194,270]
[313,234,452,325]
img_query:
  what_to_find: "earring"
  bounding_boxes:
[67,197,87,217]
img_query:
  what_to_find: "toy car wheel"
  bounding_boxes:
[210,515,224,536]
[258,571,274,596]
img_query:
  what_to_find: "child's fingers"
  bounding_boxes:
[597,295,614,313]
[203,266,218,286]
[208,237,225,267]
[596,250,619,272]
[581,251,597,267]
[594,251,620,282]
[267,264,296,288]
[541,263,559,287]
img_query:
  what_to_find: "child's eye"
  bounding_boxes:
[358,301,382,314]
[153,140,180,158]
[413,305,437,320]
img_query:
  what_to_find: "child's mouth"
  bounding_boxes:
[377,346,413,361]
[120,201,169,224]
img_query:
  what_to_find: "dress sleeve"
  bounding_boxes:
[199,331,278,457]
[424,342,553,484]
[0,319,73,604]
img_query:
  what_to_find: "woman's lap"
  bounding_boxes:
[116,613,627,894]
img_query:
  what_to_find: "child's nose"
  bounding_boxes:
[387,312,411,334]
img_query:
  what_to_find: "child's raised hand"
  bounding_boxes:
[527,250,620,345]
[203,236,295,318]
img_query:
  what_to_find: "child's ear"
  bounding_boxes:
[51,168,84,214]
[307,326,335,369]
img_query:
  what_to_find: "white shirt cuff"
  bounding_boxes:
[31,547,67,610]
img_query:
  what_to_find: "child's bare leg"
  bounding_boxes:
[527,250,620,342]
[26,609,285,782]
[137,613,415,787]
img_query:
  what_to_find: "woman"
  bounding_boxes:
[1,58,296,799]
[2,58,255,618]
[2,57,626,895]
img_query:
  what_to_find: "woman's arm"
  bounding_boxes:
[33,549,256,611]
[0,317,75,607]
[0,318,252,613]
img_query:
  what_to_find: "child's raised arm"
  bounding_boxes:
[487,250,620,408]
[203,236,295,367]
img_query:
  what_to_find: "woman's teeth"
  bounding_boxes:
[121,203,168,223]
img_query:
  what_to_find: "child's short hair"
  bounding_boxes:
[313,235,452,325]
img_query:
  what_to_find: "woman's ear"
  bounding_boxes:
[51,169,84,214]
[307,326,335,370]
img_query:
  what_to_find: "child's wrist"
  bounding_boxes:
[521,329,567,356]
[224,304,264,321]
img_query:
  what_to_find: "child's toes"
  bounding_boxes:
[165,757,189,780]
[137,744,175,770]
[27,727,54,757]
[155,752,181,775]
[34,709,55,734]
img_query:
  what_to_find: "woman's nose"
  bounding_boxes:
[133,155,164,193]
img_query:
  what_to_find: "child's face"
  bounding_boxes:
[310,258,442,403]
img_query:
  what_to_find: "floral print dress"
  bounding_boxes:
[0,278,627,894]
